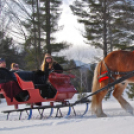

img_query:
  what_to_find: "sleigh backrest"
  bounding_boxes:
[49,72,75,84]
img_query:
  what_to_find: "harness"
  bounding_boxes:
[98,60,131,83]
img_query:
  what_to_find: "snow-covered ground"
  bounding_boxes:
[0,93,134,134]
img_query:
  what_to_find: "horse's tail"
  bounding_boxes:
[91,61,101,114]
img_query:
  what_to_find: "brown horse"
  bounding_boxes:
[91,50,134,117]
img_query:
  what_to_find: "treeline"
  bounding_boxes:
[0,31,25,69]
[1,0,134,67]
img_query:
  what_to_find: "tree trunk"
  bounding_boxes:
[32,0,38,69]
[102,0,107,58]
[37,0,41,68]
[45,0,51,54]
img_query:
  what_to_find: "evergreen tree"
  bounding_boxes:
[21,0,45,69]
[41,0,69,63]
[70,0,109,57]
[70,0,134,57]
[0,31,25,69]
[108,0,134,50]
[21,0,69,69]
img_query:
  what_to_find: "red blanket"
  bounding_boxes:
[0,81,22,101]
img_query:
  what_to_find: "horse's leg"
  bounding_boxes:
[95,82,108,117]
[113,83,133,114]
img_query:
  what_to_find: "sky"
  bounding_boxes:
[55,0,103,63]
[56,0,85,46]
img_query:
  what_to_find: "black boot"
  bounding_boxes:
[15,91,29,102]
[39,85,48,98]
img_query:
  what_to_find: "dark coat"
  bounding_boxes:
[44,62,63,78]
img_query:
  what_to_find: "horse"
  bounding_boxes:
[91,50,134,117]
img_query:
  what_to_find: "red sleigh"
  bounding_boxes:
[0,72,77,109]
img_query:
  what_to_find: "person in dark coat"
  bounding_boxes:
[0,58,29,102]
[40,53,63,78]
[37,53,63,99]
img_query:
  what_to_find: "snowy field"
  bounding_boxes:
[0,93,134,134]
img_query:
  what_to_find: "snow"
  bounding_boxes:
[0,93,134,134]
